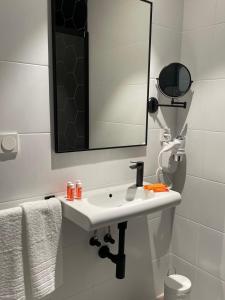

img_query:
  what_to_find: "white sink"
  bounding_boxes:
[58,183,181,231]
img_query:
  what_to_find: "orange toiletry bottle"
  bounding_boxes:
[75,180,82,200]
[67,182,75,201]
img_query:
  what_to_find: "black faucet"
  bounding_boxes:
[129,161,144,187]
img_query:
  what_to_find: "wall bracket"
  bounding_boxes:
[148,97,187,113]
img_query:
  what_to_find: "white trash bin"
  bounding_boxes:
[164,274,192,300]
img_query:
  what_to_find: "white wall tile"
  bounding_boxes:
[182,24,225,81]
[0,134,52,202]
[151,0,184,30]
[194,268,225,300]
[212,23,225,79]
[92,279,131,300]
[181,80,225,132]
[151,25,181,79]
[48,244,94,300]
[145,129,161,177]
[65,289,92,300]
[61,219,89,249]
[172,216,199,265]
[197,226,225,280]
[203,132,225,183]
[0,62,50,133]
[148,79,178,131]
[185,130,204,178]
[0,0,48,65]
[147,210,174,260]
[183,0,217,30]
[176,175,225,233]
[181,28,214,81]
[175,175,200,223]
[182,130,225,183]
[215,0,225,24]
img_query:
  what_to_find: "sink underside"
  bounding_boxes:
[58,183,181,231]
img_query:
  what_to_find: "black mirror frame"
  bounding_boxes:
[51,0,153,153]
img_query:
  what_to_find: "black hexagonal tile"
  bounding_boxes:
[57,110,68,135]
[65,18,75,29]
[75,85,86,110]
[63,34,77,51]
[57,133,67,152]
[74,137,86,150]
[63,98,78,122]
[56,33,65,61]
[56,61,66,85]
[73,0,87,31]
[62,0,75,20]
[64,122,86,150]
[56,10,65,27]
[73,36,85,57]
[76,111,86,137]
[64,46,77,72]
[56,86,65,111]
[74,58,85,84]
[56,0,63,10]
[64,122,77,145]
[64,72,77,98]
[53,0,88,152]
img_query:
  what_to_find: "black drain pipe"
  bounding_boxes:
[98,221,127,279]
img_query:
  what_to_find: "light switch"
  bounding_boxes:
[0,133,18,154]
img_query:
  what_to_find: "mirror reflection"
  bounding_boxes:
[52,0,152,152]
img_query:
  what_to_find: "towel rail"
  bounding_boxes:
[0,194,58,211]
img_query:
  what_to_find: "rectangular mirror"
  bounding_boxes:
[51,0,152,152]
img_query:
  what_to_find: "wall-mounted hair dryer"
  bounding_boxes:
[156,134,185,188]
[162,136,185,162]
[173,136,185,162]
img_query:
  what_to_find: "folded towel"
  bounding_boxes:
[0,207,25,300]
[21,198,63,300]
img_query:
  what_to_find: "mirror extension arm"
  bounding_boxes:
[148,97,187,114]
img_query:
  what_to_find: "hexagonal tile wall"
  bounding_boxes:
[53,0,88,152]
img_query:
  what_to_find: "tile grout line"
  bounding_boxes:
[171,253,225,284]
[186,173,225,187]
[152,23,183,32]
[175,214,225,236]
[182,21,225,33]
[0,59,49,68]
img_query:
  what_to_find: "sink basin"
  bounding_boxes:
[58,183,181,231]
[87,185,150,208]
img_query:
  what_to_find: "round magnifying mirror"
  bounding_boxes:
[158,63,192,98]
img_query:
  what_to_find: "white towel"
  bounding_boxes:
[21,198,63,300]
[0,207,25,300]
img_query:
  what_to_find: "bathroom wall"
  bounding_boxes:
[0,0,183,299]
[172,0,225,299]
